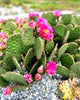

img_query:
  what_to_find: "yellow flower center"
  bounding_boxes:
[44,29,49,34]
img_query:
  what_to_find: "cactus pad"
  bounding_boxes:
[22,27,35,46]
[56,65,69,78]
[54,24,66,37]
[57,43,68,58]
[60,53,74,69]
[61,14,71,25]
[34,37,44,59]
[46,40,54,53]
[4,72,27,85]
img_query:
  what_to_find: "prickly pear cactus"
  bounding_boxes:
[0,11,80,96]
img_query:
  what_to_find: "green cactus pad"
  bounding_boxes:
[69,70,80,78]
[78,18,80,25]
[6,21,16,31]
[6,33,27,54]
[60,53,74,69]
[24,48,34,71]
[70,62,80,76]
[3,52,21,70]
[48,43,58,61]
[66,42,78,54]
[46,40,54,53]
[5,72,27,85]
[34,37,44,59]
[57,43,68,58]
[12,57,23,75]
[72,16,78,24]
[63,31,70,44]
[22,27,35,46]
[12,85,27,91]
[30,61,39,76]
[75,54,80,61]
[56,65,69,78]
[39,52,46,68]
[0,67,7,75]
[0,76,9,87]
[69,26,80,40]
[42,12,57,26]
[54,24,66,37]
[61,14,71,25]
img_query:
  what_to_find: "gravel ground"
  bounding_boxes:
[0,74,63,100]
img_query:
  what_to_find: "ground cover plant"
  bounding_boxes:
[0,10,80,99]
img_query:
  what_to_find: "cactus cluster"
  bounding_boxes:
[0,11,79,96]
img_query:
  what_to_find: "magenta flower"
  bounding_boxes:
[19,19,23,27]
[28,20,36,30]
[37,65,44,74]
[0,42,5,49]
[3,87,12,95]
[3,32,8,38]
[15,17,19,24]
[24,73,33,83]
[38,24,54,41]
[25,17,29,23]
[54,10,61,17]
[0,19,6,23]
[0,32,3,38]
[29,12,40,18]
[37,17,47,27]
[45,60,57,75]
[35,73,42,81]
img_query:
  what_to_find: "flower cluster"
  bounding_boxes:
[45,60,57,75]
[24,73,33,83]
[29,12,40,18]
[0,31,8,50]
[28,20,36,30]
[15,17,24,27]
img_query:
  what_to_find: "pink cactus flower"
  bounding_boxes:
[37,17,47,27]
[2,37,7,43]
[0,32,3,38]
[3,32,8,38]
[15,17,19,24]
[37,65,44,74]
[54,10,61,17]
[0,42,5,49]
[25,17,29,23]
[38,24,54,41]
[35,73,42,81]
[28,20,36,30]
[0,19,6,23]
[45,60,57,75]
[29,12,40,18]
[24,73,33,83]
[3,87,12,95]
[19,19,23,27]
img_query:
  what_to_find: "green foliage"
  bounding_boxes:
[72,16,78,24]
[24,48,34,71]
[60,53,74,69]
[66,42,78,54]
[42,12,57,26]
[12,85,27,91]
[4,72,27,85]
[34,37,44,59]
[56,65,69,78]
[46,40,54,53]
[57,43,68,58]
[70,62,80,76]
[0,76,9,87]
[54,24,66,37]
[12,57,23,75]
[75,54,80,61]
[61,14,71,25]
[6,21,16,31]
[22,27,35,46]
